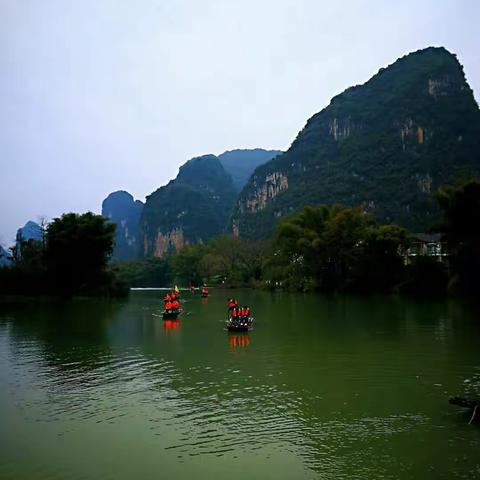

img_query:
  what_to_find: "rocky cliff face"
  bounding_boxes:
[102,191,144,260]
[142,155,236,257]
[232,47,480,238]
[218,149,282,191]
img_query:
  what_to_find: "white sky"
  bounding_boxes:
[1,0,479,244]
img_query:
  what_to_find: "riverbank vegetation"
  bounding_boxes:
[114,235,267,288]
[2,179,479,299]
[0,213,128,298]
[263,205,408,293]
[115,178,479,298]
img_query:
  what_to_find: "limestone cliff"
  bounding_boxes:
[142,155,236,257]
[102,191,143,260]
[218,149,282,191]
[232,47,480,238]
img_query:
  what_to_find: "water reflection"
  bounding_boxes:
[1,291,479,479]
[228,334,250,349]
[164,319,180,333]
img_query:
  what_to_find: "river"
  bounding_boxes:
[0,290,479,479]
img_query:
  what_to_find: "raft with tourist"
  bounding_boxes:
[226,300,254,332]
[162,287,182,320]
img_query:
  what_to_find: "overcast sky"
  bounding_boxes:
[1,0,479,245]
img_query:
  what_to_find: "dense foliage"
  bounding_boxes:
[0,213,127,297]
[435,179,480,296]
[233,47,480,239]
[263,205,408,292]
[171,235,267,287]
[115,178,480,297]
[400,256,449,297]
[114,258,173,288]
[114,235,267,288]
[4,178,475,299]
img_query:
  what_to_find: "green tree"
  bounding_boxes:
[171,244,208,285]
[206,235,266,285]
[45,212,117,295]
[353,224,408,292]
[401,256,448,297]
[265,205,333,290]
[113,258,173,288]
[264,205,406,292]
[168,235,268,287]
[436,178,480,296]
[319,206,374,290]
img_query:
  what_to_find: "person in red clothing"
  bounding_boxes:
[231,307,238,319]
[165,301,172,311]
[164,293,171,302]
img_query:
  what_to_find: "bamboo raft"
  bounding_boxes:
[162,309,182,320]
[226,316,254,332]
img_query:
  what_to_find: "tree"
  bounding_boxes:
[264,204,407,292]
[45,212,116,295]
[267,205,334,290]
[435,178,480,296]
[171,244,207,285]
[113,258,173,288]
[353,224,408,292]
[206,235,266,285]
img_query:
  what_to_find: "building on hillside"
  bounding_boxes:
[404,233,447,264]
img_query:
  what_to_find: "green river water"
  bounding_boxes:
[0,290,479,479]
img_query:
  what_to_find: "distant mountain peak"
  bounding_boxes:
[232,47,480,238]
[218,148,282,191]
[16,221,43,242]
[142,154,236,257]
[102,191,144,260]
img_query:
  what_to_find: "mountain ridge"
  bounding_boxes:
[218,148,282,191]
[140,149,280,257]
[232,47,480,238]
[141,154,236,257]
[102,191,143,260]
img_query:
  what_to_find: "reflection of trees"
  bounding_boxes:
[2,299,126,373]
[446,301,480,398]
